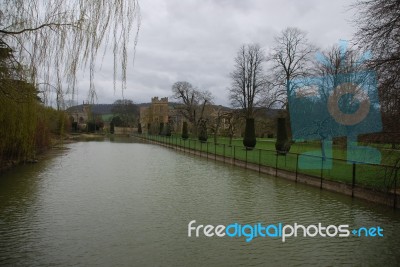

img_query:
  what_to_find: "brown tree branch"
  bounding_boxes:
[0,22,76,35]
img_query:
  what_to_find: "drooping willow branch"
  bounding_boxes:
[0,0,141,107]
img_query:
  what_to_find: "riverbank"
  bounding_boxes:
[0,136,66,174]
[67,133,107,142]
[0,133,108,174]
[135,134,400,209]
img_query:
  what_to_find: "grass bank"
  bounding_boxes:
[137,134,399,192]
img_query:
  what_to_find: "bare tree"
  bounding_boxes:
[225,110,242,147]
[353,0,400,148]
[269,27,316,108]
[207,105,232,144]
[0,0,141,104]
[112,99,139,127]
[314,44,370,100]
[172,81,213,135]
[229,44,268,118]
[305,46,356,149]
[229,43,269,148]
[353,0,400,70]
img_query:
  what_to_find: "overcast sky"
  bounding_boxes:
[70,0,358,107]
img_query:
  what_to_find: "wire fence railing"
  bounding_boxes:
[134,133,400,209]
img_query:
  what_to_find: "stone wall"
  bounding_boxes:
[114,127,135,135]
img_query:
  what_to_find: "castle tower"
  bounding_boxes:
[150,97,169,124]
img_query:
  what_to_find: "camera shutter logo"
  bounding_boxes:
[327,82,370,126]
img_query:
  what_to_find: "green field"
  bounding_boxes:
[139,134,399,191]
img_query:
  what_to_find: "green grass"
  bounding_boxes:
[101,114,114,122]
[140,134,399,191]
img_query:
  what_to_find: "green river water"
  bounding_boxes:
[0,138,399,266]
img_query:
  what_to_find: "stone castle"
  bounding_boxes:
[139,97,170,133]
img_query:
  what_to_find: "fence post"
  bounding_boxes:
[258,149,261,173]
[206,142,209,159]
[295,154,299,183]
[223,144,226,163]
[352,163,356,198]
[245,149,248,168]
[233,146,236,165]
[394,168,398,209]
[320,158,324,189]
[275,153,278,177]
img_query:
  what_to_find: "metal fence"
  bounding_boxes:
[134,134,400,209]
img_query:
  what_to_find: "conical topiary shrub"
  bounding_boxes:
[164,123,172,137]
[147,123,152,135]
[198,120,208,143]
[243,118,256,149]
[159,122,164,135]
[110,122,115,134]
[275,117,291,154]
[182,121,189,140]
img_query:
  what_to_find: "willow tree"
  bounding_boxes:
[0,1,140,167]
[0,0,141,104]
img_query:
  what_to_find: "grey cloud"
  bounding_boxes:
[69,0,357,107]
